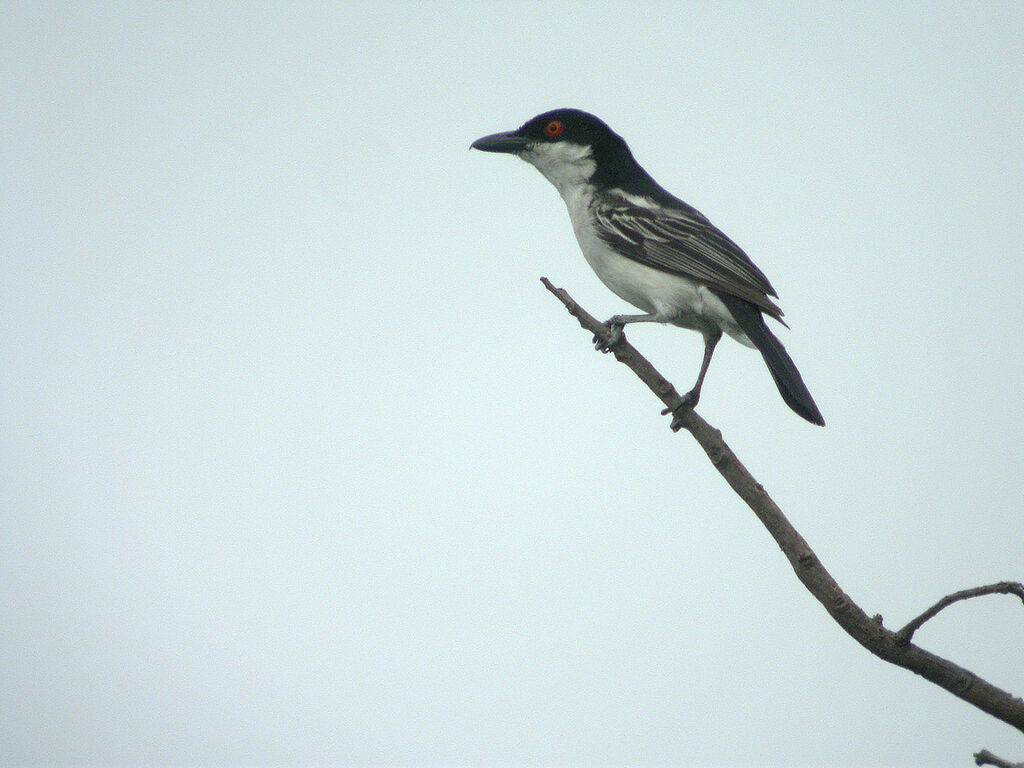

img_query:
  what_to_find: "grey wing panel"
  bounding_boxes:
[594,202,784,319]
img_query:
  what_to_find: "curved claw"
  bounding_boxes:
[593,322,625,353]
[666,390,700,431]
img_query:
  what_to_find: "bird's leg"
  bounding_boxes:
[593,313,660,352]
[668,329,722,429]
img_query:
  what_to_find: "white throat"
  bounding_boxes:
[521,142,596,197]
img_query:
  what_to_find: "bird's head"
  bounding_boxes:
[471,109,635,194]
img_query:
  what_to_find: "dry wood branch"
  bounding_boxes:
[896,582,1024,646]
[540,277,1024,735]
[975,749,1024,768]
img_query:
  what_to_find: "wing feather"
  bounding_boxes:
[593,193,785,320]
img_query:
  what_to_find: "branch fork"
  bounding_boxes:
[540,277,1024,743]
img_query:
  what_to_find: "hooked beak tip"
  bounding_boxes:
[471,131,530,154]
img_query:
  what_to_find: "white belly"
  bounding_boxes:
[571,213,754,346]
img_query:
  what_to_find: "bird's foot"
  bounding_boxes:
[662,389,701,431]
[593,319,625,353]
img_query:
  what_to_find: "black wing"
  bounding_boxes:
[593,192,785,321]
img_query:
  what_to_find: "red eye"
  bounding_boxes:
[545,120,563,137]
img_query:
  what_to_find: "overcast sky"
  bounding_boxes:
[2,3,1023,767]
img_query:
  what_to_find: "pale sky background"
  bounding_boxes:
[2,3,1023,767]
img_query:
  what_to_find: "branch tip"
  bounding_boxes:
[975,749,1024,768]
[896,582,1024,646]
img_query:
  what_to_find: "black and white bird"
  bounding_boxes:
[471,108,824,427]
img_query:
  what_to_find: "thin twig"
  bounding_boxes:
[896,582,1024,646]
[975,749,1024,768]
[540,277,1024,735]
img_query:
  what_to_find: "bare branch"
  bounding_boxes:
[541,277,1024,735]
[975,749,1024,768]
[896,582,1024,646]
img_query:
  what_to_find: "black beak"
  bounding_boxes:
[470,131,530,154]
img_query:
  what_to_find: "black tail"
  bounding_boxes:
[714,292,825,426]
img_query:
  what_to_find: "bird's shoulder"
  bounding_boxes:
[591,187,714,240]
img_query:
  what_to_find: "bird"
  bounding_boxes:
[471,108,824,427]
